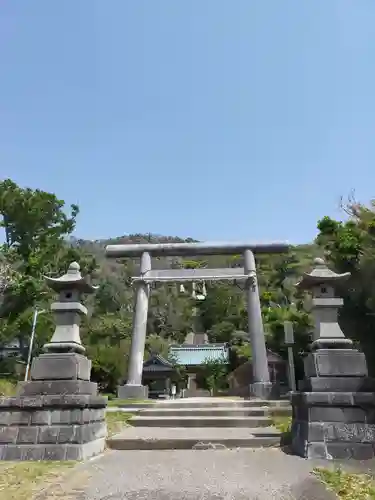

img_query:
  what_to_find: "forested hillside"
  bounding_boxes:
[1,179,375,391]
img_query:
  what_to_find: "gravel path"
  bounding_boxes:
[42,448,336,500]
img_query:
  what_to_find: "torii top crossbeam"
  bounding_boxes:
[105,241,290,258]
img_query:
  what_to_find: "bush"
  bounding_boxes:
[271,415,292,447]
[101,392,115,400]
[0,379,17,396]
[196,356,229,395]
[87,344,128,394]
[271,416,292,434]
[0,356,23,380]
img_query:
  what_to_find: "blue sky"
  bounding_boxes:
[1,1,374,245]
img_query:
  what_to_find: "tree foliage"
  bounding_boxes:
[196,356,229,395]
[0,178,327,391]
[316,198,375,371]
[0,179,95,354]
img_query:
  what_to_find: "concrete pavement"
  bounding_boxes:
[41,448,336,499]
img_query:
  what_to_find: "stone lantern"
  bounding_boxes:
[29,262,97,381]
[0,262,107,462]
[291,258,375,461]
[296,257,352,350]
[43,261,96,354]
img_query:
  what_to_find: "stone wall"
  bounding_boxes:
[291,392,375,460]
[0,394,106,460]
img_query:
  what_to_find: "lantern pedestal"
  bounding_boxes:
[304,349,368,378]
[291,259,375,460]
[0,393,106,461]
[28,352,92,381]
[0,262,107,461]
[0,349,107,461]
[291,348,375,460]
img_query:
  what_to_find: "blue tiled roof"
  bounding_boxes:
[143,354,175,372]
[169,344,229,366]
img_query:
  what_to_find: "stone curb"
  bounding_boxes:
[130,416,273,428]
[0,395,107,409]
[106,436,281,450]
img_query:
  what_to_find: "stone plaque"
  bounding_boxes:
[304,349,368,378]
[30,353,91,381]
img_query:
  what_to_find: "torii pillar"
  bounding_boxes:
[244,249,273,399]
[119,252,151,399]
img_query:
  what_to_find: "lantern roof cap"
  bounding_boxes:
[296,258,351,289]
[44,262,98,293]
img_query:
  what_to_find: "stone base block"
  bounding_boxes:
[291,389,375,460]
[17,380,98,396]
[0,394,107,410]
[305,442,375,460]
[0,438,105,461]
[0,394,107,461]
[249,382,276,400]
[291,390,375,406]
[117,384,149,400]
[304,349,368,378]
[30,353,91,381]
[299,376,375,392]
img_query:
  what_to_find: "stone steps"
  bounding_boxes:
[115,399,290,410]
[107,426,281,450]
[136,406,291,418]
[130,415,272,428]
[106,398,291,450]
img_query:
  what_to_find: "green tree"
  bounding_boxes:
[207,320,236,343]
[198,282,245,333]
[0,179,78,266]
[83,312,132,346]
[87,339,131,394]
[0,177,322,390]
[315,200,375,371]
[196,356,229,395]
[0,179,95,355]
[145,334,171,360]
[148,283,193,342]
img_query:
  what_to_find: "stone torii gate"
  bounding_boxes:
[105,241,289,400]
